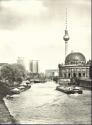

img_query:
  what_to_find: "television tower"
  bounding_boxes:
[63,8,70,57]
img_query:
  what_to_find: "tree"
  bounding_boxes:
[11,63,26,82]
[0,64,14,84]
[0,63,26,86]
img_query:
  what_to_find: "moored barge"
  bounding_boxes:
[56,86,83,94]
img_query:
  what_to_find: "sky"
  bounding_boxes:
[0,0,91,72]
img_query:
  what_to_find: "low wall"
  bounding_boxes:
[0,99,17,124]
[78,79,92,90]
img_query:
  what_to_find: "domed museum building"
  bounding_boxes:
[58,52,91,79]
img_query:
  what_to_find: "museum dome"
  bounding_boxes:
[65,52,86,65]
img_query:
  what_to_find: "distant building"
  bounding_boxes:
[17,57,24,66]
[45,69,59,79]
[29,60,39,73]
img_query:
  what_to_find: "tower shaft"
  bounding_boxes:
[63,8,70,58]
[65,41,68,57]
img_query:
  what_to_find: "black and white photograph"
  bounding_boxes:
[0,0,91,124]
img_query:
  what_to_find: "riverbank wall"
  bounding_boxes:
[79,78,92,90]
[0,98,17,124]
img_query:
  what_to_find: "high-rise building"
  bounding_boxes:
[29,60,39,73]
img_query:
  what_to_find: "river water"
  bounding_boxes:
[4,81,91,124]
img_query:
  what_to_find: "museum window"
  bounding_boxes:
[68,73,70,78]
[83,73,85,77]
[73,73,76,77]
[79,73,81,77]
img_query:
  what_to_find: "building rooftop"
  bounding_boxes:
[65,52,86,65]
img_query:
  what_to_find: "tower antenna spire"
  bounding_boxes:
[66,8,67,30]
[63,8,70,57]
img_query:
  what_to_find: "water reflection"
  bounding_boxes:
[4,82,91,124]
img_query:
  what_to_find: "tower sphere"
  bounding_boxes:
[63,30,70,41]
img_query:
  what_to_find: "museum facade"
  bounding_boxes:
[58,52,91,79]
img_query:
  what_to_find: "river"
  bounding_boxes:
[4,81,91,124]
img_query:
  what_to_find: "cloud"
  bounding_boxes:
[0,9,23,29]
[1,0,47,16]
[0,0,90,30]
[0,0,48,29]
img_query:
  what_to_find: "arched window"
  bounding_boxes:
[83,73,85,77]
[73,73,76,77]
[68,73,70,78]
[79,73,81,77]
